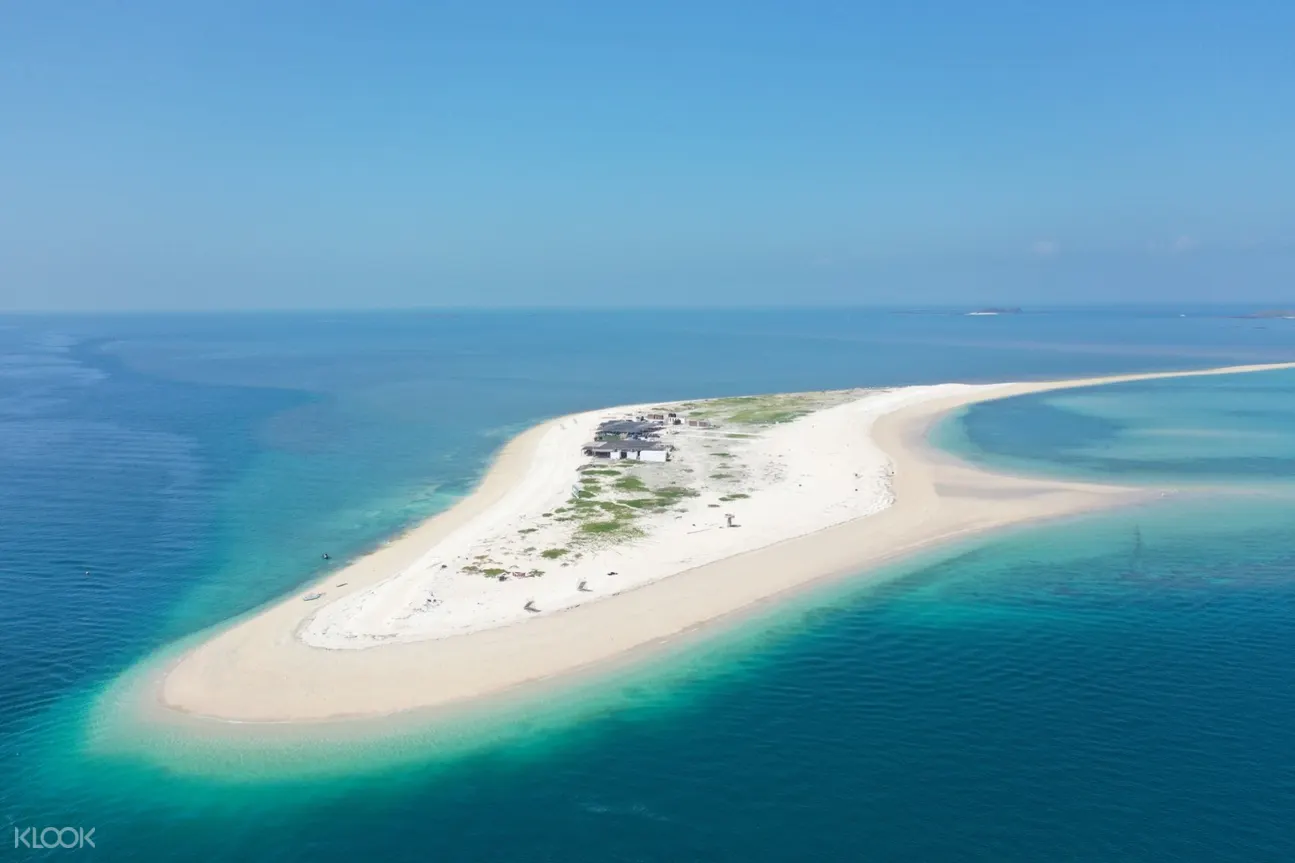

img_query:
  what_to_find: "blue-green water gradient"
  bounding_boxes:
[3,308,1295,862]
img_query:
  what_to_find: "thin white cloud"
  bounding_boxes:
[1032,239,1060,257]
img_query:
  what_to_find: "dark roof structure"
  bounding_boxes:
[596,420,662,435]
[583,440,669,453]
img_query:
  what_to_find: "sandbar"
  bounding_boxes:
[156,362,1295,724]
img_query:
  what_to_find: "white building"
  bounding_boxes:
[582,440,671,462]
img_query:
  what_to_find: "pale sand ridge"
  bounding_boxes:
[157,362,1295,724]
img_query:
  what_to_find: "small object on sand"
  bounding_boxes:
[441,564,448,569]
[607,570,618,576]
[578,579,590,592]
[303,592,324,601]
[321,553,330,560]
[725,513,736,528]
[336,582,348,587]
[499,574,508,581]
[523,599,538,613]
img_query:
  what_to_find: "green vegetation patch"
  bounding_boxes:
[545,467,713,549]
[578,520,645,538]
[681,395,761,420]
[731,408,810,424]
[655,485,700,504]
[719,493,751,501]
[613,475,648,492]
[691,393,817,425]
[540,548,569,559]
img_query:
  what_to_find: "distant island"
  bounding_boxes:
[1239,309,1295,319]
[890,307,1025,317]
[966,307,1023,316]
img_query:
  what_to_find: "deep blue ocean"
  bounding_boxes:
[3,308,1295,862]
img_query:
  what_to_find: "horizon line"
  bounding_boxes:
[3,301,1293,317]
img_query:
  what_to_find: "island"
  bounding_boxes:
[134,362,1295,728]
[966,307,1024,316]
[1239,309,1295,319]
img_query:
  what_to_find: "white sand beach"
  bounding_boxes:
[300,385,979,648]
[156,363,1295,725]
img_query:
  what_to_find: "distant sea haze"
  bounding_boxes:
[2,308,1295,862]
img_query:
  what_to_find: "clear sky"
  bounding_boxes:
[3,1,1293,311]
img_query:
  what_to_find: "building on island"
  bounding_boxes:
[594,419,663,441]
[582,440,671,462]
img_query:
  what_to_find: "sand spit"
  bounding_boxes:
[301,386,973,647]
[157,362,1295,724]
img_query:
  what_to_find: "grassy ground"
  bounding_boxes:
[678,393,818,425]
[527,389,863,558]
[534,472,703,546]
[672,390,863,426]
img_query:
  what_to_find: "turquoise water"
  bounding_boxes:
[3,308,1295,861]
[937,366,1295,484]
